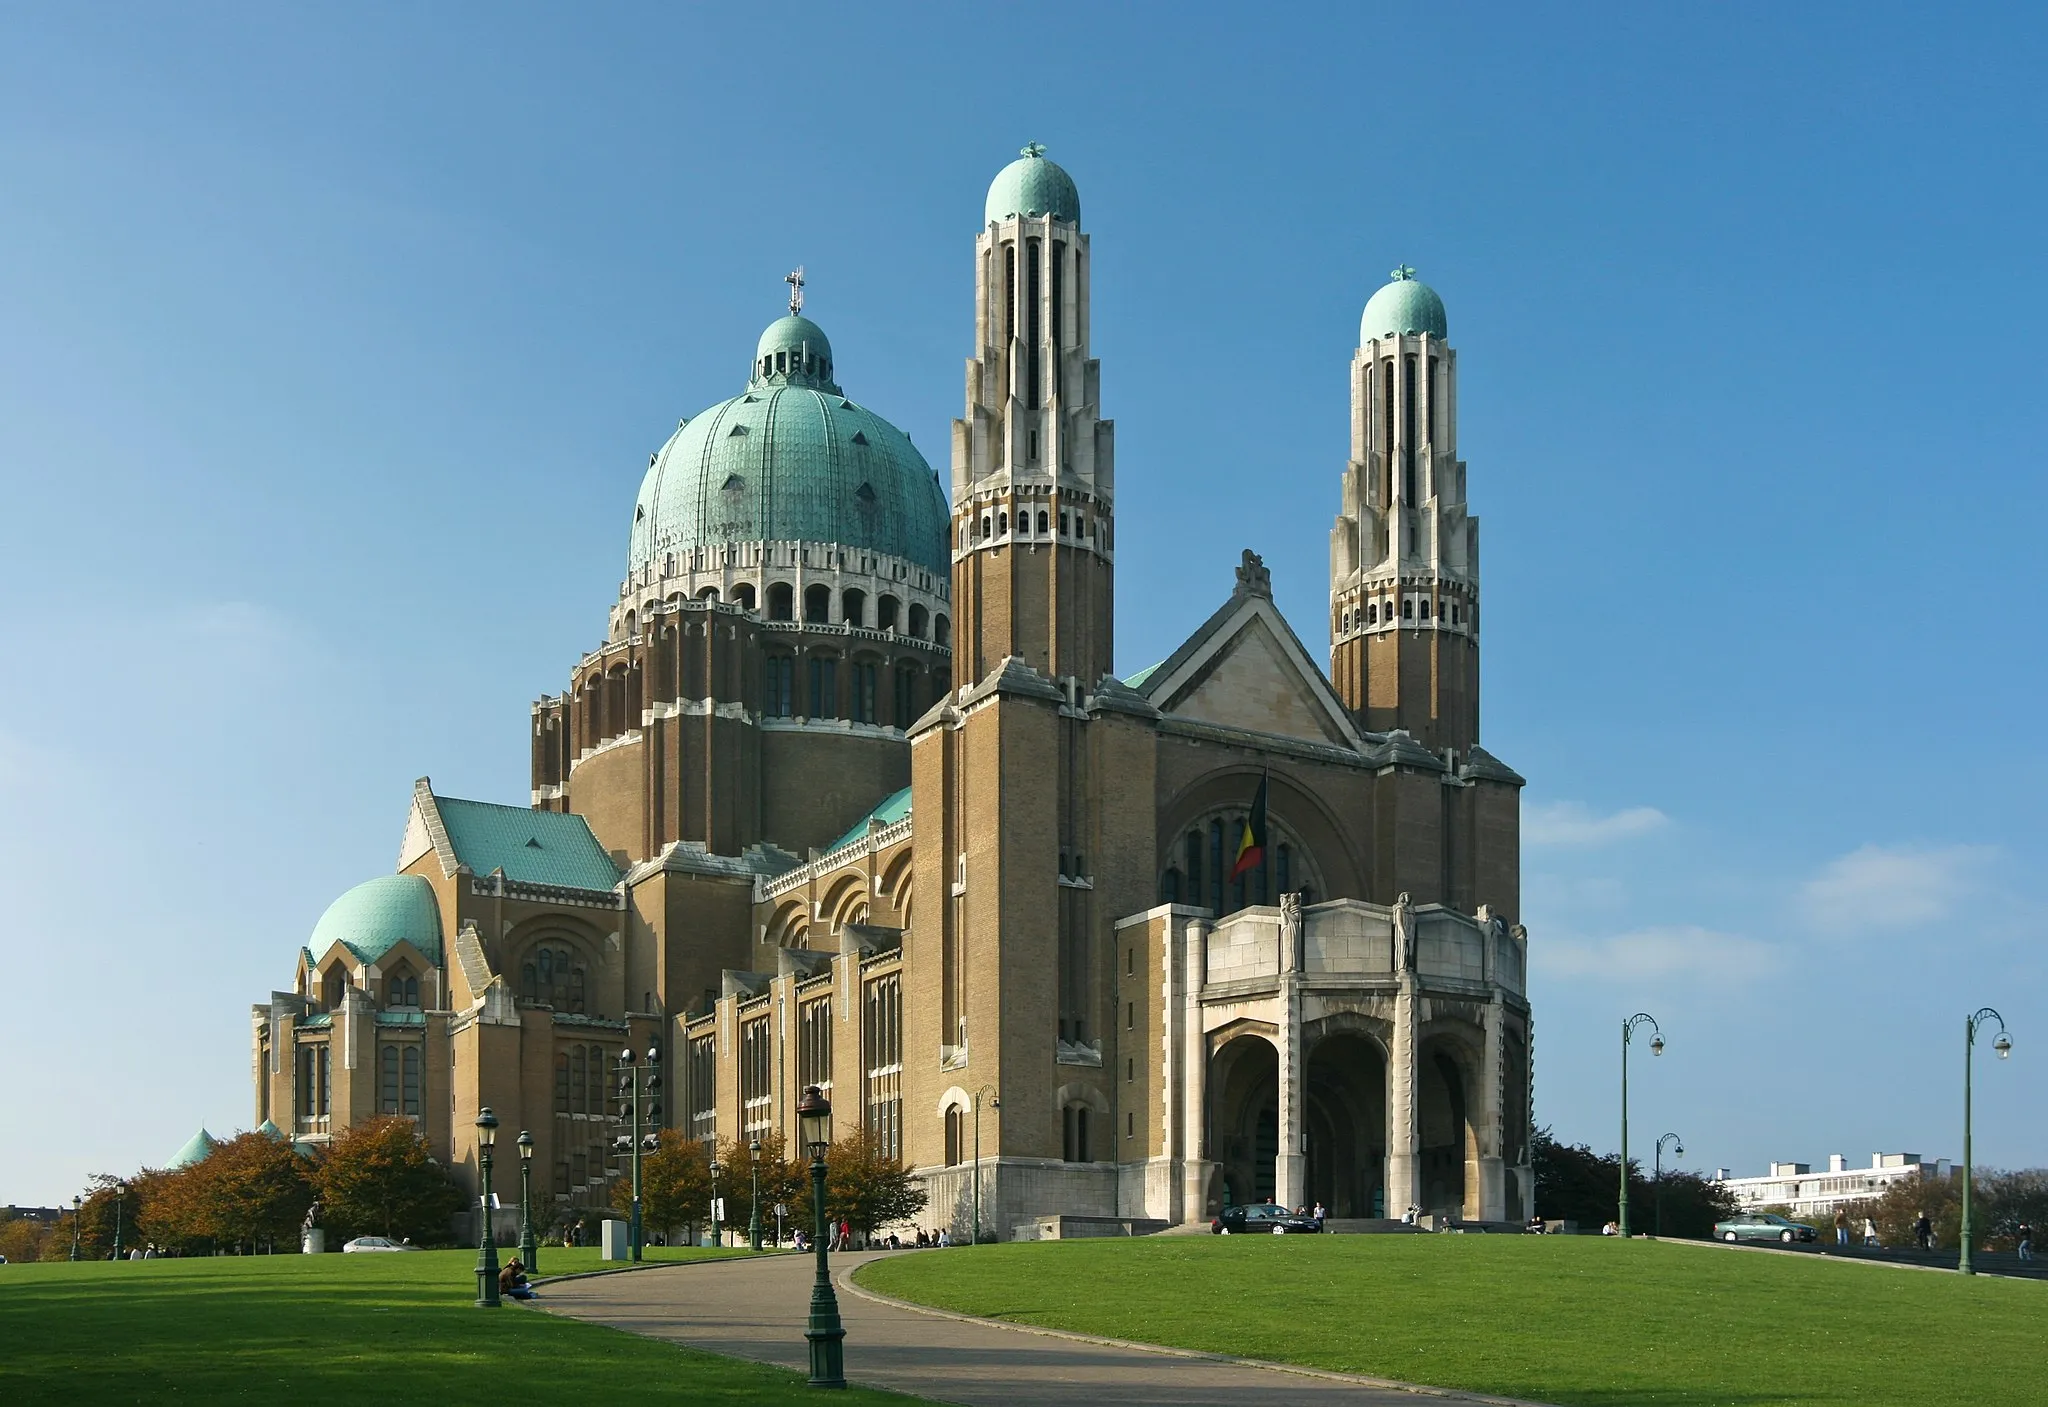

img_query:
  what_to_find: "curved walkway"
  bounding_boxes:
[539,1250,1548,1406]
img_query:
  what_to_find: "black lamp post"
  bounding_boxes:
[113,1181,127,1261]
[616,1045,661,1261]
[971,1085,999,1245]
[474,1107,501,1307]
[517,1130,538,1274]
[69,1195,80,1262]
[1618,1014,1664,1237]
[1960,1009,2013,1276]
[1653,1133,1684,1239]
[798,1084,846,1389]
[710,1157,724,1248]
[749,1136,764,1252]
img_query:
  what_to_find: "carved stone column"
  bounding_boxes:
[1479,991,1505,1221]
[1274,909,1305,1211]
[1386,893,1419,1217]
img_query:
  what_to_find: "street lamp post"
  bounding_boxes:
[516,1130,538,1275]
[616,1046,661,1261]
[710,1158,724,1248]
[971,1084,999,1246]
[1960,1008,2013,1276]
[474,1108,501,1307]
[1618,1014,1664,1238]
[1653,1133,1684,1240]
[797,1084,846,1389]
[749,1136,764,1252]
[69,1195,80,1262]
[113,1181,127,1261]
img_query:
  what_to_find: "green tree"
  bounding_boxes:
[714,1131,806,1239]
[613,1129,711,1236]
[803,1128,927,1240]
[1532,1128,1735,1238]
[318,1116,463,1244]
[0,1213,47,1263]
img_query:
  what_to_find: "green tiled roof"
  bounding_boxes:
[829,786,912,852]
[166,1128,216,1169]
[1361,267,1448,342]
[1123,660,1165,689]
[256,1119,287,1141]
[435,796,621,893]
[627,315,950,580]
[310,874,443,965]
[986,143,1080,224]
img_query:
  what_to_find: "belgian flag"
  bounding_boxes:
[1228,774,1268,881]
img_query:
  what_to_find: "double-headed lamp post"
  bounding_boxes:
[1960,1008,2013,1276]
[616,1045,661,1261]
[971,1084,999,1246]
[516,1130,538,1274]
[1618,1014,1664,1238]
[749,1136,764,1252]
[1653,1133,1684,1240]
[797,1084,846,1389]
[69,1195,81,1262]
[474,1108,501,1307]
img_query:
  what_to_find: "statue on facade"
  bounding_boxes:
[1392,891,1415,971]
[1279,891,1303,968]
[1235,549,1272,598]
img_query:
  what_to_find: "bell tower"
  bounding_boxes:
[950,143,1115,687]
[1329,268,1480,754]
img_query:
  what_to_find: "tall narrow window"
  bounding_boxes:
[808,655,837,718]
[894,665,916,730]
[1209,819,1225,915]
[402,1046,421,1116]
[1186,830,1204,911]
[1003,244,1016,345]
[571,1045,587,1116]
[740,1017,772,1136]
[1403,354,1418,503]
[1050,241,1065,401]
[555,1052,571,1114]
[687,1033,717,1145]
[766,656,795,717]
[318,1047,330,1116]
[1026,238,1043,410]
[850,661,877,723]
[797,997,833,1095]
[944,1106,963,1166]
[863,973,904,1161]
[587,1043,604,1115]
[380,1044,399,1114]
[1277,843,1292,899]
[1382,360,1396,502]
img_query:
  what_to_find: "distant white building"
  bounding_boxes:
[1713,1154,1952,1217]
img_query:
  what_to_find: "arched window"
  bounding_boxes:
[1037,510,1049,534]
[1368,602,1378,625]
[1419,598,1431,620]
[1159,867,1182,904]
[1062,1105,1091,1163]
[522,944,587,1013]
[980,515,991,540]
[842,589,866,627]
[944,1106,964,1167]
[733,582,757,612]
[933,614,950,648]
[877,594,901,631]
[698,586,720,602]
[1402,597,1414,620]
[804,585,831,623]
[998,511,1008,535]
[1341,610,1351,633]
[850,660,878,723]
[894,664,918,730]
[908,604,929,640]
[808,654,838,718]
[767,583,794,620]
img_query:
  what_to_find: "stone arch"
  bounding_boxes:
[1207,1026,1281,1207]
[1417,1025,1483,1218]
[1157,766,1364,908]
[762,899,809,950]
[506,915,605,1015]
[1303,1018,1390,1218]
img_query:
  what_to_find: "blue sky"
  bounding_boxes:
[2,3,2043,1204]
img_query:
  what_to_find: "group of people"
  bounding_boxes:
[791,1222,962,1251]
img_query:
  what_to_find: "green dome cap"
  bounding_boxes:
[309,874,442,964]
[1361,266,1447,342]
[630,315,950,578]
[166,1128,217,1169]
[985,142,1080,225]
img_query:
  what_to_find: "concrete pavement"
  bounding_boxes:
[538,1250,1548,1406]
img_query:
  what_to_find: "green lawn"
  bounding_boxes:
[0,1250,928,1405]
[856,1235,2048,1407]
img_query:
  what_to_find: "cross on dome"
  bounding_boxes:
[1390,265,1417,282]
[785,266,806,315]
[1020,141,1047,159]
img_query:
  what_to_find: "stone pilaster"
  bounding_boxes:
[1479,990,1505,1221]
[1387,970,1419,1217]
[1180,917,1213,1221]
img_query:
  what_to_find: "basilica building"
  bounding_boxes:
[252,146,1532,1235]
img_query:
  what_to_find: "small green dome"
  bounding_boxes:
[630,316,950,578]
[1361,267,1447,342]
[309,874,442,965]
[985,143,1080,225]
[166,1128,217,1169]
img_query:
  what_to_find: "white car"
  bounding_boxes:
[341,1236,418,1253]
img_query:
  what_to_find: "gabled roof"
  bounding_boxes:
[829,786,912,852]
[1136,560,1364,752]
[400,778,620,894]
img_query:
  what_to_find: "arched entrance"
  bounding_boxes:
[1304,1032,1387,1217]
[1418,1039,1477,1217]
[1208,1033,1278,1207]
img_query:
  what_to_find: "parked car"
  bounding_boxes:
[341,1236,419,1253]
[1713,1213,1817,1245]
[1211,1203,1322,1235]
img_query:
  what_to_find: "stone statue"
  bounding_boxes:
[1234,549,1272,598]
[302,1200,322,1233]
[1279,891,1303,969]
[1391,891,1415,971]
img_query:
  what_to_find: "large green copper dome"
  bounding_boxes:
[1361,267,1448,342]
[309,874,443,964]
[629,316,950,577]
[985,143,1080,225]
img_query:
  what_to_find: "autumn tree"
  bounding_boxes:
[0,1212,47,1263]
[137,1164,217,1254]
[318,1116,463,1243]
[713,1131,807,1239]
[194,1132,317,1251]
[803,1128,927,1239]
[612,1129,712,1236]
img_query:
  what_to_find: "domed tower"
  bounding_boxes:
[1329,267,1480,754]
[951,144,1115,685]
[532,300,954,863]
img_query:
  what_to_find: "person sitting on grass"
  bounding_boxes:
[498,1258,536,1301]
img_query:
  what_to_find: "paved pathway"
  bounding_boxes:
[539,1251,1544,1406]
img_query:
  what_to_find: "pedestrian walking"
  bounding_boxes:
[2019,1221,2034,1262]
[1862,1216,1879,1248]
[1915,1211,1933,1251]
[1834,1208,1849,1247]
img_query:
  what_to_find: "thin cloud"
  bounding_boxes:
[1525,801,1670,847]
[1797,843,1999,934]
[1545,925,1775,980]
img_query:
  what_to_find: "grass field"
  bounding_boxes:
[856,1234,2048,1407]
[0,1249,930,1405]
